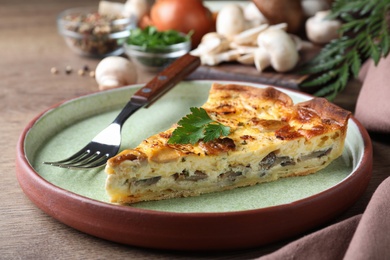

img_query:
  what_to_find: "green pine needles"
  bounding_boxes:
[299,0,390,100]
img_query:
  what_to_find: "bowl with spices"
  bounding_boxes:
[124,26,192,72]
[57,7,136,58]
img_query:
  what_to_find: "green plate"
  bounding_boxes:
[27,81,353,212]
[17,80,372,250]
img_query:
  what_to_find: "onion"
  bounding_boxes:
[150,0,215,47]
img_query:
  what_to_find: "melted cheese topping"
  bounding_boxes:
[105,83,350,204]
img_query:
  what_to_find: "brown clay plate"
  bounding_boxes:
[16,80,372,251]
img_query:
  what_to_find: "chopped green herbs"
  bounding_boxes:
[168,107,231,145]
[127,26,191,48]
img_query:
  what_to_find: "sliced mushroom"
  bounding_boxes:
[266,23,288,32]
[259,152,277,171]
[233,24,269,45]
[277,156,296,166]
[173,170,208,181]
[133,176,161,187]
[259,151,296,175]
[219,171,243,182]
[301,148,332,161]
[229,42,258,54]
[200,49,241,66]
[237,52,255,65]
[190,33,230,56]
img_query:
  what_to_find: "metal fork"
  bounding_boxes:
[43,54,200,169]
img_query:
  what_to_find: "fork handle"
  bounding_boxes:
[130,53,201,107]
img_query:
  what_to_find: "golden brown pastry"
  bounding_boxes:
[105,83,350,204]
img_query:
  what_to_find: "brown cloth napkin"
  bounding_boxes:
[257,177,390,260]
[355,56,390,133]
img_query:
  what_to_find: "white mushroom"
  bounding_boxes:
[95,56,138,91]
[254,48,271,72]
[289,34,314,51]
[233,24,269,45]
[257,29,299,72]
[229,42,258,54]
[266,23,288,32]
[123,0,154,20]
[190,33,230,56]
[237,52,255,65]
[200,50,241,66]
[216,4,247,40]
[243,2,268,27]
[306,10,342,44]
[98,1,125,16]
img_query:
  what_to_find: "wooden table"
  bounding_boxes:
[1,1,389,259]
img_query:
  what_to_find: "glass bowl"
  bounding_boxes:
[57,7,136,58]
[124,40,191,72]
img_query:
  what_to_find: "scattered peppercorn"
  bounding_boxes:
[49,65,96,80]
[78,69,85,76]
[50,67,58,74]
[65,65,73,74]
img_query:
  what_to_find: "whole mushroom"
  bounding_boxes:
[98,0,124,16]
[123,0,155,21]
[190,32,230,56]
[243,2,268,27]
[257,29,299,72]
[254,48,271,71]
[216,4,247,40]
[306,10,342,44]
[95,56,138,91]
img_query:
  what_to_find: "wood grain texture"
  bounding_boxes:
[1,1,389,259]
[188,46,321,89]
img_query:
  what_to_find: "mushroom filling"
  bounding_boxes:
[173,170,208,181]
[259,152,278,176]
[133,176,161,187]
[129,148,333,188]
[218,171,243,182]
[259,147,333,176]
[300,148,332,161]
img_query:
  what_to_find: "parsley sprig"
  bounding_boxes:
[299,0,390,100]
[168,107,231,145]
[127,26,191,48]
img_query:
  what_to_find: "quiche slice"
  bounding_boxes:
[105,83,351,204]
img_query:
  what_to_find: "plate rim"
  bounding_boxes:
[16,80,373,250]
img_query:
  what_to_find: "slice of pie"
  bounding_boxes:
[105,83,351,204]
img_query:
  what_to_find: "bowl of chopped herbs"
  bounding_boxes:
[124,26,192,72]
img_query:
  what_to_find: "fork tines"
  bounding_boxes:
[43,148,111,169]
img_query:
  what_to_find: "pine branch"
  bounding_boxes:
[298,0,390,100]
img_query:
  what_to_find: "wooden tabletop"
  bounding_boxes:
[1,1,389,259]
